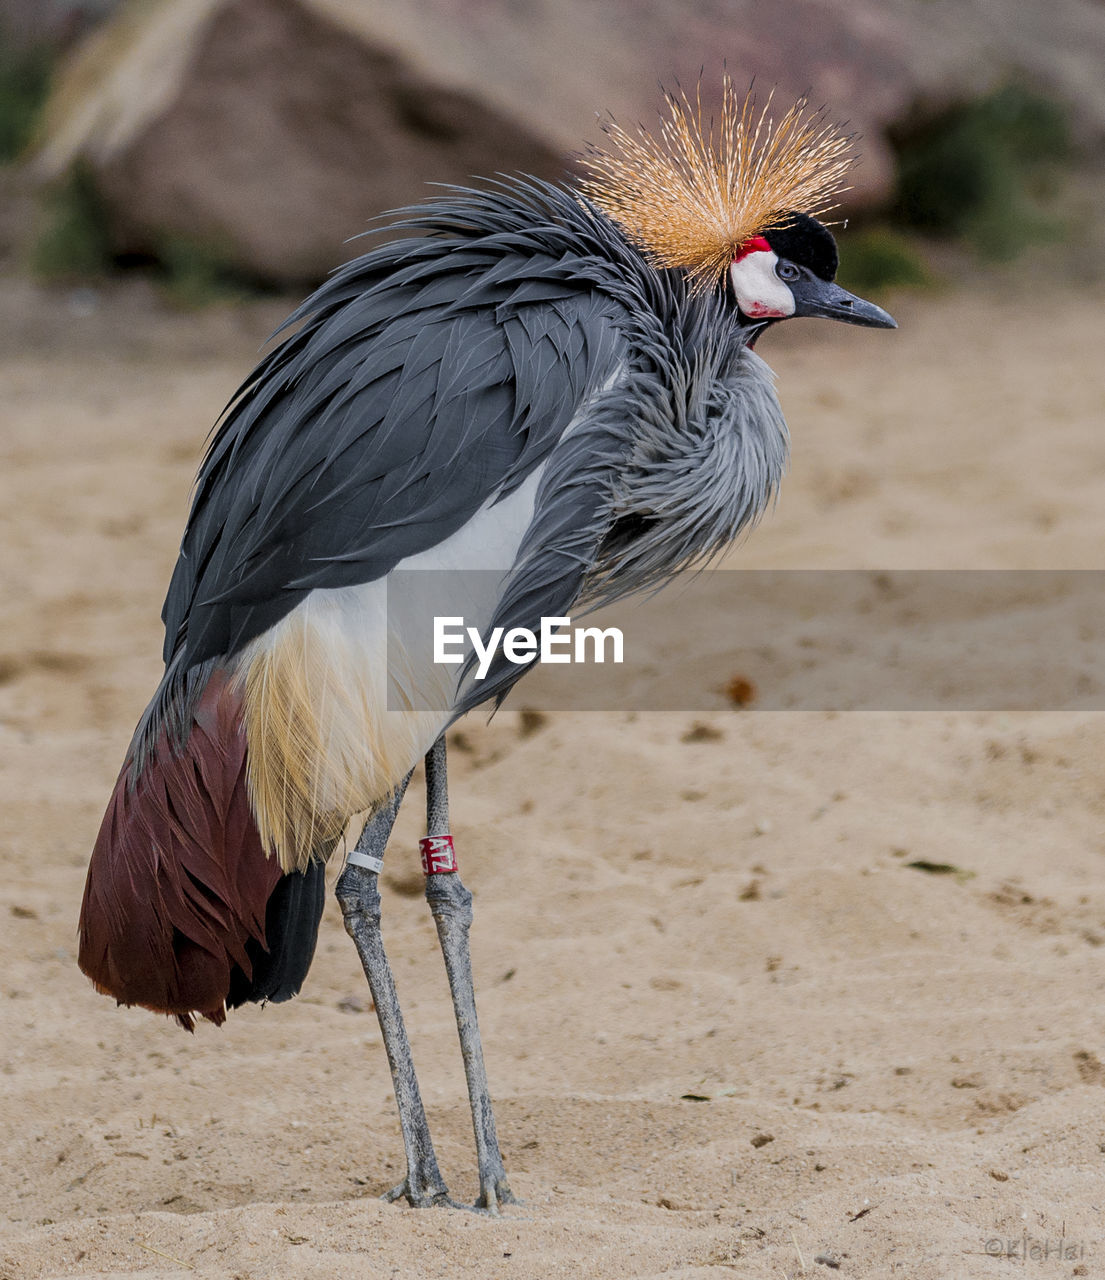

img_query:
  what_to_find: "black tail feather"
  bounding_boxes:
[227,861,327,1008]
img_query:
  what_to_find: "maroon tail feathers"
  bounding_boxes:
[79,669,284,1030]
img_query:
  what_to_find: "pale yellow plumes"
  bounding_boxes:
[237,587,449,873]
[578,77,855,292]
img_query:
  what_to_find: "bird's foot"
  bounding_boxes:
[475,1171,521,1214]
[383,1171,461,1210]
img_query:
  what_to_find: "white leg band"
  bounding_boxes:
[347,849,384,874]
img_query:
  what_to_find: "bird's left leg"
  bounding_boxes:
[336,772,457,1209]
[421,736,518,1212]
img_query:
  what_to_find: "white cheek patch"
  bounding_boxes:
[729,249,795,320]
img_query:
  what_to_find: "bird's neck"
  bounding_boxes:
[591,344,789,598]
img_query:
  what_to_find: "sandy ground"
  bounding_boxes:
[2,272,1105,1280]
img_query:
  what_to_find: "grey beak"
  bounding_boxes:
[790,277,898,329]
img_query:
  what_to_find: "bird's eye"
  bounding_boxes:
[776,261,801,282]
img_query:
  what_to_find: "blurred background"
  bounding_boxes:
[2,0,1104,296]
[5,5,1105,1278]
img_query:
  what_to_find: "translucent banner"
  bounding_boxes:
[383,570,1105,711]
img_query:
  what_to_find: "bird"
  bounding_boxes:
[78,79,896,1212]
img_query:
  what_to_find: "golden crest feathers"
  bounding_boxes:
[578,76,855,292]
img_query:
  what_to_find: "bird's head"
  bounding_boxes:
[728,213,896,332]
[580,78,896,337]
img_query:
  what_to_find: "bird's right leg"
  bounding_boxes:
[422,736,517,1212]
[336,771,456,1209]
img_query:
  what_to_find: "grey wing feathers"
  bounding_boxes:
[162,187,632,671]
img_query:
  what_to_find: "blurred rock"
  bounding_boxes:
[30,0,1105,285]
[0,0,120,51]
[34,0,567,282]
[867,0,1105,146]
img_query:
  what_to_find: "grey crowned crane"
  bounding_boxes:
[79,82,895,1211]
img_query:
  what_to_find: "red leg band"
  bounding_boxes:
[420,834,458,875]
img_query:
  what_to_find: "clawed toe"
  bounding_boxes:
[475,1178,521,1214]
[383,1176,459,1209]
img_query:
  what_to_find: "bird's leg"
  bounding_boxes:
[336,771,456,1209]
[422,736,517,1212]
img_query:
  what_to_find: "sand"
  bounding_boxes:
[2,272,1105,1279]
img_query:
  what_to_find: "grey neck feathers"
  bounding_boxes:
[594,343,787,598]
